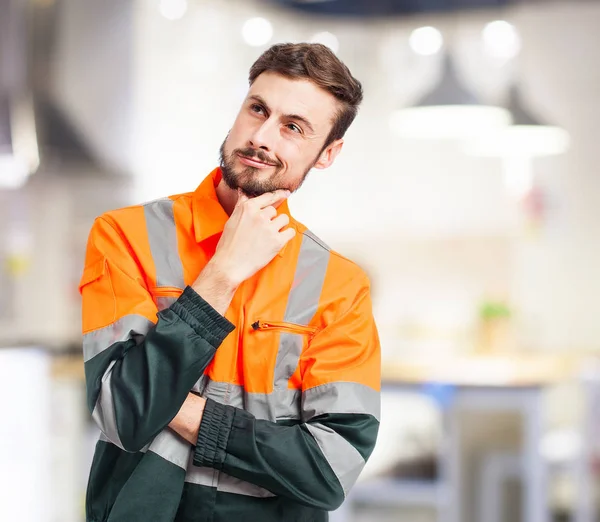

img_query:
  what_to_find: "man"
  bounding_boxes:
[80,43,380,522]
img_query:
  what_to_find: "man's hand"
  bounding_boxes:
[168,393,207,445]
[212,189,294,285]
[191,189,295,315]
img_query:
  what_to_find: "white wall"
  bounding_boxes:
[0,167,132,346]
[8,0,600,354]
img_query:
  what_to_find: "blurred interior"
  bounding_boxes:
[2,0,600,521]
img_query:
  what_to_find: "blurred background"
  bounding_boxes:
[1,0,600,521]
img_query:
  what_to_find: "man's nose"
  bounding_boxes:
[249,120,277,151]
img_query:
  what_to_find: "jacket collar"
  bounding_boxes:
[192,167,292,258]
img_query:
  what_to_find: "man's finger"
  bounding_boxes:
[279,227,296,243]
[253,189,291,209]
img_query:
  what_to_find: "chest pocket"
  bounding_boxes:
[252,320,319,390]
[150,286,183,312]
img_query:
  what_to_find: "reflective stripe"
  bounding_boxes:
[243,388,302,421]
[217,471,276,498]
[184,448,275,497]
[273,232,330,390]
[271,388,302,420]
[92,360,125,450]
[83,314,153,363]
[302,382,381,422]
[192,374,208,394]
[147,429,191,470]
[306,423,365,496]
[144,198,185,289]
[201,376,301,422]
[302,229,330,251]
[185,466,275,498]
[202,378,236,404]
[185,462,218,487]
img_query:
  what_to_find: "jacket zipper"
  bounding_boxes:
[251,320,318,336]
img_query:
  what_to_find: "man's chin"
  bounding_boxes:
[240,188,265,198]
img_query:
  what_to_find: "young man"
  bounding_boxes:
[80,43,380,522]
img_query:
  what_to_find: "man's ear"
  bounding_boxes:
[314,139,344,170]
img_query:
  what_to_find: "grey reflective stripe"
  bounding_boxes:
[185,463,218,487]
[217,471,276,498]
[302,229,330,251]
[147,429,191,469]
[203,378,237,405]
[185,453,275,497]
[271,388,302,420]
[144,198,185,289]
[273,334,303,389]
[83,314,154,363]
[156,296,177,311]
[201,377,301,421]
[306,422,365,496]
[244,388,302,421]
[273,231,330,390]
[302,382,381,422]
[192,374,208,394]
[92,360,125,450]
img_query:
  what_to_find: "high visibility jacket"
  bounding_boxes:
[79,167,381,522]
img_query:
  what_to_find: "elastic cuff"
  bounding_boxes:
[193,398,235,469]
[170,286,235,348]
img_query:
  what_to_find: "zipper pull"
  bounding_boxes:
[251,321,261,330]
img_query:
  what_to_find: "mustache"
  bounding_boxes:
[235,147,281,167]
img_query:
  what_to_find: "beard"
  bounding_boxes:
[219,138,314,198]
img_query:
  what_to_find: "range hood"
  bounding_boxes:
[0,94,39,189]
[0,0,98,189]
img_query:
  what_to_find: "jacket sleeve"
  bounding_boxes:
[192,277,381,511]
[80,216,235,452]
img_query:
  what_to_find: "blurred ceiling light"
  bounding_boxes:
[242,17,273,47]
[467,85,570,199]
[467,85,570,157]
[310,31,339,53]
[0,96,39,190]
[159,0,187,21]
[390,54,511,140]
[409,26,443,56]
[482,20,521,60]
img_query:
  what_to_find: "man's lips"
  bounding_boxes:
[237,153,276,168]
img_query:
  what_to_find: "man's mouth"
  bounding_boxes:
[237,153,276,169]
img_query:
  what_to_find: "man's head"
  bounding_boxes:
[220,43,363,197]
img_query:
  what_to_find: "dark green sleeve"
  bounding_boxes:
[193,399,379,511]
[84,288,235,452]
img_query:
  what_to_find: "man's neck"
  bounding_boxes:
[215,180,238,216]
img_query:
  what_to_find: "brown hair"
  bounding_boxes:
[249,43,363,148]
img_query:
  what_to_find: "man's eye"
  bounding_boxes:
[287,123,301,133]
[251,104,265,114]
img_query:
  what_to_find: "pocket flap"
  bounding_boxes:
[78,258,106,291]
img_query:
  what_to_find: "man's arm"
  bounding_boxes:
[169,278,381,511]
[81,216,236,453]
[82,189,292,453]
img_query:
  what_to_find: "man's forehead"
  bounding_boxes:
[248,73,337,128]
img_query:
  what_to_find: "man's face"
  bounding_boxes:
[220,72,342,197]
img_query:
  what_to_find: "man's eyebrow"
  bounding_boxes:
[248,94,315,134]
[248,94,269,110]
[285,112,315,134]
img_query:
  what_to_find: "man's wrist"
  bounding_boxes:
[190,259,240,316]
[193,258,240,294]
[169,394,207,446]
